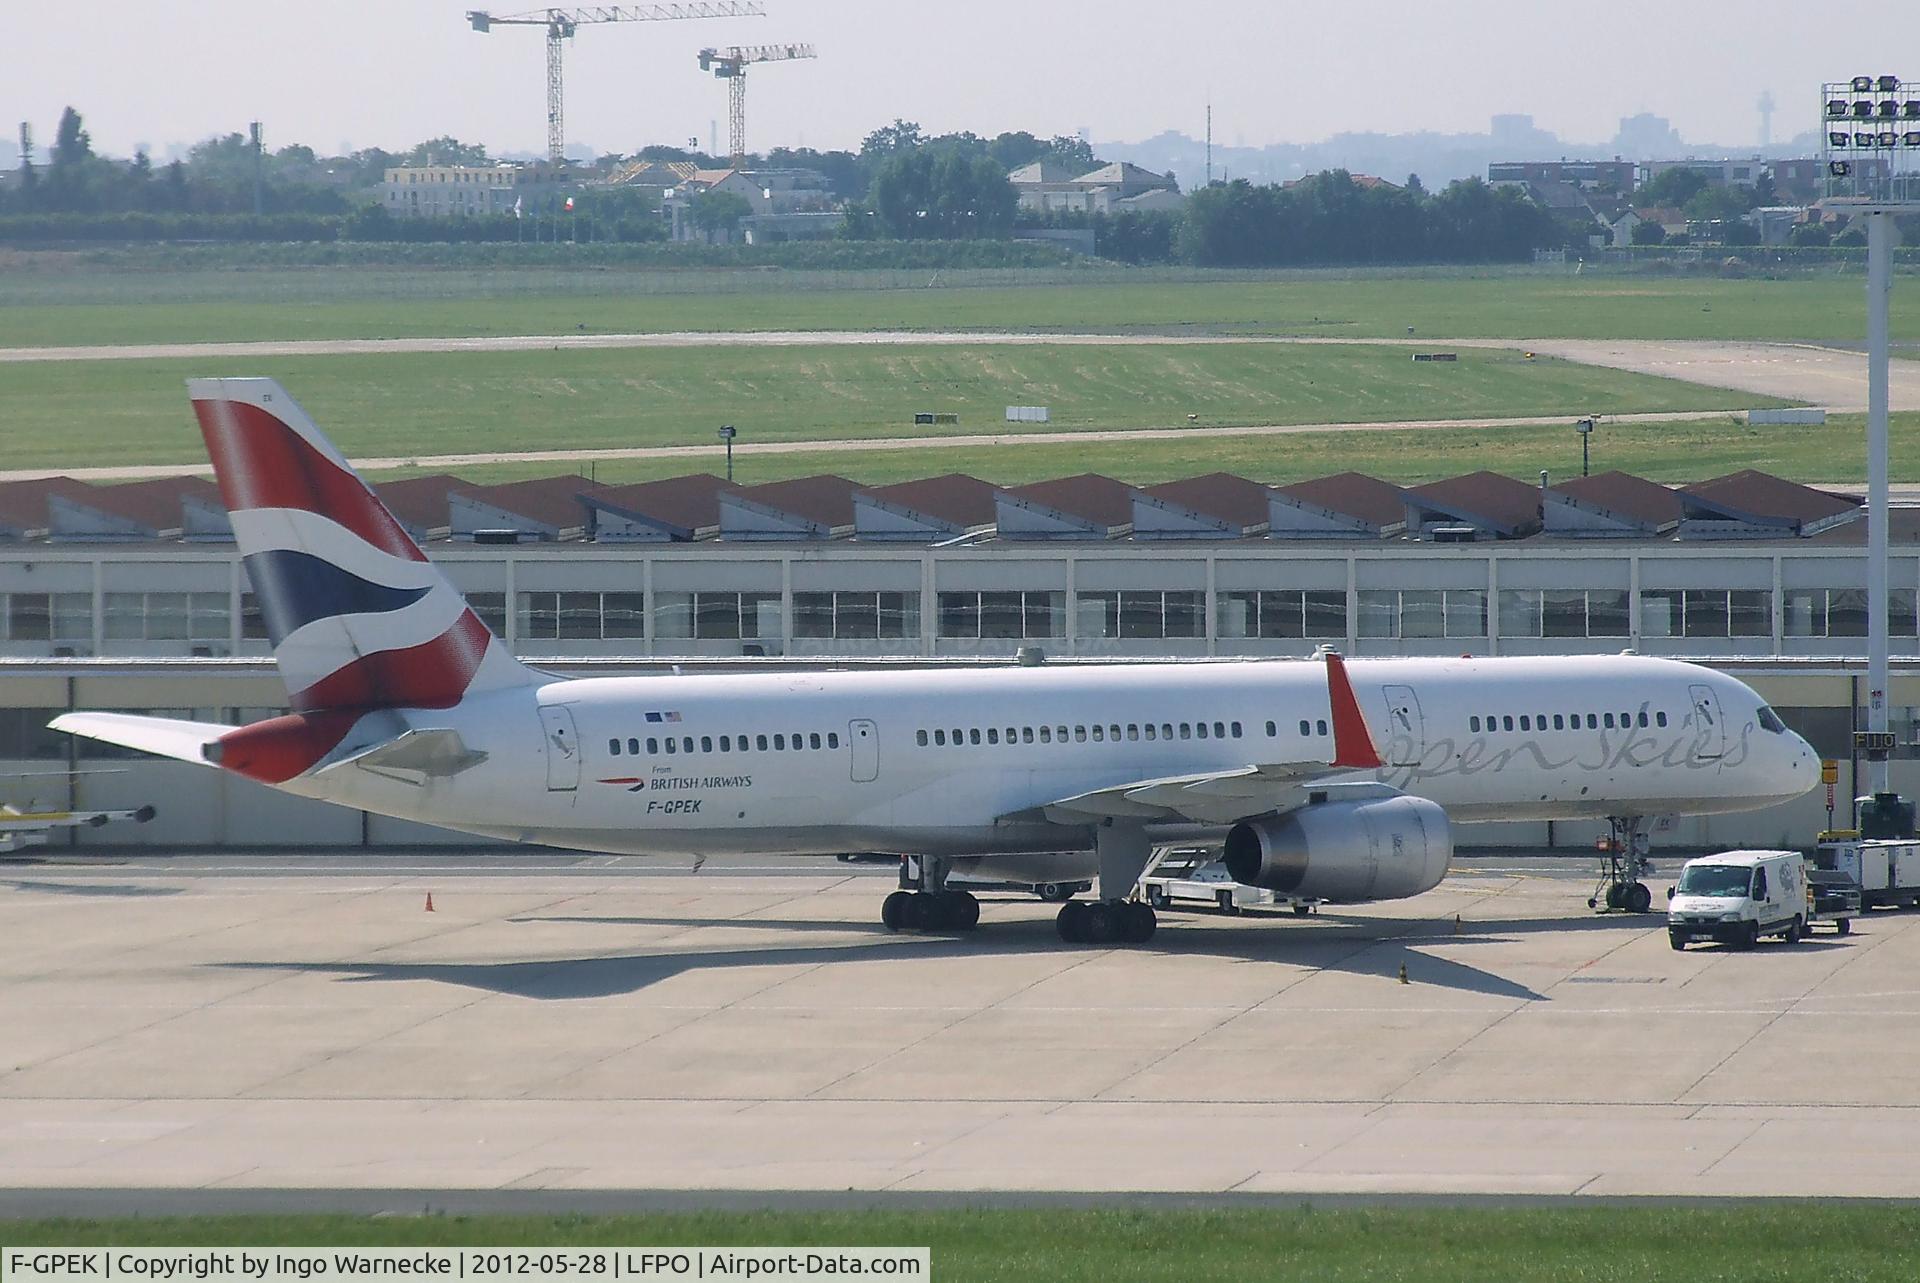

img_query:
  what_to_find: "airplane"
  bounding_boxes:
[51,379,1819,943]
[1,799,156,854]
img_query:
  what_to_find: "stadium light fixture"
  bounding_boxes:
[1854,75,1876,92]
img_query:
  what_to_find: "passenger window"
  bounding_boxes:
[969,729,981,745]
[1637,712,1649,728]
[1076,726,1088,742]
[1196,723,1210,739]
[1163,724,1174,740]
[1022,727,1034,743]
[718,736,730,752]
[774,734,786,750]
[1586,714,1598,729]
[647,738,659,754]
[701,736,713,753]
[1144,724,1157,741]
[628,738,640,755]
[1267,721,1278,737]
[1127,724,1140,741]
[683,737,695,753]
[828,732,840,749]
[1603,714,1615,729]
[987,728,1000,745]
[756,734,769,751]
[917,730,928,746]
[1179,723,1191,739]
[1552,715,1563,730]
[1300,719,1311,735]
[953,727,963,744]
[1092,725,1105,742]
[1316,720,1328,735]
[1656,711,1668,727]
[1502,716,1514,732]
[1213,722,1225,738]
[1039,726,1052,743]
[1110,724,1122,741]
[934,730,946,746]
[609,738,621,755]
[1470,716,1480,733]
[665,738,678,755]
[1519,716,1531,731]
[805,733,817,750]
[1231,722,1242,738]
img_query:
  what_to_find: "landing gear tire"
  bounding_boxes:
[949,890,981,932]
[907,890,944,931]
[1056,900,1090,943]
[1604,882,1625,911]
[1623,882,1653,915]
[881,890,911,932]
[1036,881,1076,904]
[1121,900,1157,944]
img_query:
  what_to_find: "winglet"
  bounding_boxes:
[1325,652,1384,769]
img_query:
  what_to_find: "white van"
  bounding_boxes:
[1667,850,1808,951]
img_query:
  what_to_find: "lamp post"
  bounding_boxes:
[1575,416,1594,476]
[717,424,737,482]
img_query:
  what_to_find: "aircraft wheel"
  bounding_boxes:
[908,890,947,932]
[1082,900,1121,944]
[1036,881,1074,903]
[1121,900,1157,944]
[1056,901,1090,943]
[1604,882,1626,911]
[948,890,981,932]
[881,890,911,932]
[1624,882,1653,915]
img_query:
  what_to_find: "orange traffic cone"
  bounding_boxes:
[424,892,435,912]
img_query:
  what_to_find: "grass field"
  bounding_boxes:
[4,1207,1919,1282]
[0,343,1760,471]
[372,411,1917,490]
[3,267,1916,348]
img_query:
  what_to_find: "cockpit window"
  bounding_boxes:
[1757,706,1787,735]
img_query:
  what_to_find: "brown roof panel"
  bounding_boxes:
[1681,470,1861,529]
[1003,474,1136,527]
[589,473,744,535]
[1141,473,1272,528]
[0,476,95,537]
[373,474,465,536]
[452,475,612,529]
[1549,471,1684,529]
[64,477,222,531]
[1406,471,1543,536]
[862,473,1000,529]
[1274,472,1408,527]
[734,475,862,528]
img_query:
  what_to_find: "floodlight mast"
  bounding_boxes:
[467,4,766,165]
[1820,75,1918,800]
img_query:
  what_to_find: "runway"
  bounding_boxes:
[6,850,1920,1199]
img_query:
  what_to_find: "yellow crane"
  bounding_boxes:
[698,42,817,169]
[468,4,765,164]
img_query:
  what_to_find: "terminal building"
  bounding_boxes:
[3,465,1915,851]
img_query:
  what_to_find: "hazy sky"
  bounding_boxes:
[8,0,1919,161]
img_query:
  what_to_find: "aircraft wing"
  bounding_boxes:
[1010,651,1385,827]
[0,803,157,831]
[47,712,228,765]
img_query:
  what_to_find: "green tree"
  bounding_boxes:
[1631,219,1667,246]
[52,106,92,166]
[690,189,753,240]
[404,136,489,167]
[868,148,1015,238]
[1789,221,1831,247]
[1636,167,1709,208]
[860,119,924,161]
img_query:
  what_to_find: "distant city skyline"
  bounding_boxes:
[5,1,1914,166]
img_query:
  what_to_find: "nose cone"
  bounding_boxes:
[1776,732,1818,801]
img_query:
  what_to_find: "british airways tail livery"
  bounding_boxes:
[54,380,1819,944]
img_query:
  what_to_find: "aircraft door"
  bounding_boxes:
[1688,683,1725,761]
[849,718,878,783]
[540,705,581,791]
[1380,685,1426,768]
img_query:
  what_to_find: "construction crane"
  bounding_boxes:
[698,42,816,169]
[468,4,765,165]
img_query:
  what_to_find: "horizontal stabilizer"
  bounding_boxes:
[47,713,228,765]
[316,728,488,785]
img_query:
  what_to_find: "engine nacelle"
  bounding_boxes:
[1222,794,1452,902]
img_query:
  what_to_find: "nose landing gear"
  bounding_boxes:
[1589,817,1655,914]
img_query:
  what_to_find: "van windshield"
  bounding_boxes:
[1677,864,1752,897]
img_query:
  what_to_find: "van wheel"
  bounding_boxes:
[1740,921,1761,951]
[1784,915,1804,945]
[1668,931,1687,951]
[1292,903,1313,918]
[1216,890,1240,916]
[1146,885,1171,910]
[1837,918,1852,937]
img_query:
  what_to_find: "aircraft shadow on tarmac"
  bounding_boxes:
[0,878,182,898]
[218,912,1548,1003]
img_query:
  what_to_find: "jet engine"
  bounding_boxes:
[1222,794,1451,902]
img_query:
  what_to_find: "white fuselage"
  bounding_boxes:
[283,654,1817,858]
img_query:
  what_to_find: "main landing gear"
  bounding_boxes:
[1053,820,1159,946]
[1589,816,1655,914]
[881,855,980,934]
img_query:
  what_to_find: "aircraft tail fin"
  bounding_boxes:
[187,378,541,715]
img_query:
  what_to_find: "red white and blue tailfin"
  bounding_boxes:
[189,377,538,713]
